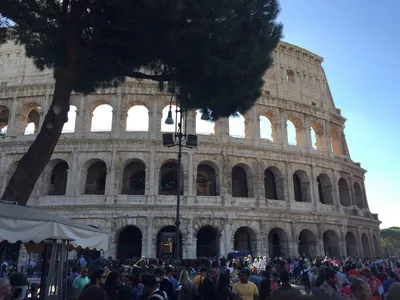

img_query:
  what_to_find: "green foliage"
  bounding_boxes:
[381,227,400,255]
[0,0,282,119]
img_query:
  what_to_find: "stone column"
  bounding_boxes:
[146,217,154,258]
[331,170,342,213]
[81,95,91,138]
[74,95,85,138]
[290,223,299,257]
[221,152,231,206]
[304,115,313,151]
[74,152,84,195]
[66,151,79,196]
[188,153,194,197]
[224,222,232,254]
[324,120,333,158]
[356,228,363,257]
[280,111,288,150]
[317,224,325,256]
[349,174,356,207]
[6,98,19,137]
[112,92,122,138]
[217,118,229,144]
[105,149,117,203]
[149,100,159,139]
[187,218,195,258]
[310,165,319,211]
[246,107,260,144]
[285,162,294,210]
[147,150,156,204]
[38,94,50,131]
[369,229,376,257]
[0,153,5,194]
[257,160,266,207]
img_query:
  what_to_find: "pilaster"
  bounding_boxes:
[285,162,294,210]
[310,164,319,211]
[6,98,19,136]
[146,217,154,258]
[66,151,79,196]
[113,91,122,138]
[73,95,85,138]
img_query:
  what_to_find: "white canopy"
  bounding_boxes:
[0,202,109,250]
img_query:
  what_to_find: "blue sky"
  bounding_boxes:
[278,0,400,228]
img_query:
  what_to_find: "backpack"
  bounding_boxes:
[302,270,310,284]
[149,290,168,300]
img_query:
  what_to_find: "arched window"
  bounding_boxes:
[229,113,245,138]
[62,105,77,133]
[264,167,284,200]
[49,161,69,195]
[85,161,107,194]
[195,109,215,135]
[196,163,218,196]
[260,115,273,141]
[126,105,149,131]
[354,182,365,209]
[121,161,146,195]
[330,128,342,155]
[24,109,40,135]
[232,164,253,198]
[317,174,333,205]
[159,161,183,195]
[161,105,181,132]
[293,170,311,202]
[91,104,113,132]
[338,177,351,207]
[0,106,9,134]
[310,127,317,150]
[287,120,297,146]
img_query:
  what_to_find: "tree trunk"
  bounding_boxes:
[1,68,75,205]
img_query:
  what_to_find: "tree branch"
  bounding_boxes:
[116,58,174,82]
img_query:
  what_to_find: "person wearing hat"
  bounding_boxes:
[232,268,259,300]
[0,277,11,300]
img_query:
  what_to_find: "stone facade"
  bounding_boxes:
[0,41,381,260]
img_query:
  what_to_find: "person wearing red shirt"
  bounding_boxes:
[363,267,383,300]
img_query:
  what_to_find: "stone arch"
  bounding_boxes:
[24,104,41,135]
[310,121,324,151]
[156,225,182,259]
[48,160,69,195]
[330,128,342,156]
[195,109,215,135]
[346,232,358,257]
[361,233,371,258]
[317,173,333,205]
[0,105,10,133]
[231,163,254,198]
[90,101,113,132]
[229,112,246,138]
[298,229,317,258]
[338,177,351,207]
[121,159,146,195]
[126,105,149,131]
[373,235,379,257]
[268,228,289,257]
[293,170,311,202]
[196,225,220,257]
[62,105,77,133]
[84,159,107,195]
[116,225,142,263]
[234,226,257,256]
[264,166,284,200]
[323,230,340,257]
[287,116,303,146]
[159,159,184,195]
[260,114,273,141]
[197,162,219,196]
[354,182,365,209]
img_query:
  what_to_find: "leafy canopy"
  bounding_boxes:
[0,0,282,119]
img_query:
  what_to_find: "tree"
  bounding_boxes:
[0,0,282,205]
[381,227,400,256]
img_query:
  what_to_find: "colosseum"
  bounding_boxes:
[0,40,381,261]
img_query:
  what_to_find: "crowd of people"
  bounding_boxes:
[2,254,400,300]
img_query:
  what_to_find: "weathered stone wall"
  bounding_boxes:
[0,41,381,259]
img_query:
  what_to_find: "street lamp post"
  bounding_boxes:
[163,96,209,264]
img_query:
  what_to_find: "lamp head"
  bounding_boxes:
[165,110,174,125]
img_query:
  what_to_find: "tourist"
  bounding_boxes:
[232,268,258,300]
[363,266,383,300]
[142,274,168,300]
[258,277,272,300]
[383,271,398,294]
[0,278,11,300]
[72,267,89,297]
[124,274,139,300]
[348,279,371,300]
[177,269,196,300]
[201,269,218,300]
[67,265,80,299]
[154,267,176,300]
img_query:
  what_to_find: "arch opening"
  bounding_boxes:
[121,161,146,195]
[117,226,142,263]
[156,226,182,259]
[260,115,273,141]
[338,177,351,207]
[49,161,69,195]
[298,229,316,258]
[24,109,40,135]
[293,170,311,202]
[346,232,358,257]
[196,226,220,258]
[196,109,215,135]
[85,161,107,195]
[161,105,182,132]
[234,226,257,256]
[196,163,218,196]
[264,167,284,200]
[62,105,77,133]
[361,233,371,258]
[268,228,288,257]
[330,128,342,156]
[159,161,183,195]
[126,105,149,131]
[287,120,297,146]
[311,121,324,151]
[317,174,333,205]
[232,165,253,198]
[229,113,245,138]
[323,230,340,257]
[91,104,113,132]
[0,106,9,134]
